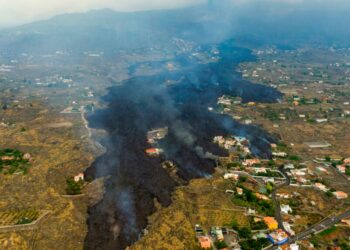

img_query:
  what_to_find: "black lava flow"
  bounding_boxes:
[84,41,282,250]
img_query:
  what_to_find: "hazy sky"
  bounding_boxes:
[0,0,343,28]
[0,0,207,27]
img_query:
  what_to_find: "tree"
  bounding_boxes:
[268,160,276,167]
[215,241,228,249]
[266,182,274,194]
[238,227,252,239]
[16,217,33,225]
[346,169,350,176]
[239,176,247,183]
[66,178,82,195]
[325,190,333,197]
[231,219,239,230]
[244,189,256,202]
[227,162,240,169]
[240,238,269,250]
[289,155,300,161]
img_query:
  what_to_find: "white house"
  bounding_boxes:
[74,173,85,182]
[281,204,293,214]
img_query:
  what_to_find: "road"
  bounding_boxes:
[266,209,350,249]
[271,166,291,232]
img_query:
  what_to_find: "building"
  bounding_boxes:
[283,222,295,236]
[263,217,278,230]
[316,118,328,123]
[213,136,225,145]
[272,152,288,158]
[256,193,269,201]
[236,187,243,195]
[233,97,242,105]
[344,158,350,165]
[213,136,238,150]
[248,208,256,215]
[291,169,306,176]
[267,229,288,245]
[333,191,348,199]
[23,153,32,160]
[253,167,267,174]
[198,236,212,249]
[224,173,239,180]
[296,177,307,184]
[218,96,233,106]
[337,165,346,173]
[276,193,291,199]
[289,243,300,250]
[145,148,163,156]
[305,142,331,149]
[74,173,84,182]
[255,232,267,239]
[316,166,328,173]
[210,227,224,241]
[281,204,293,214]
[341,219,350,226]
[284,164,295,170]
[195,224,204,235]
[244,119,252,125]
[314,182,328,192]
[1,156,15,161]
[263,177,275,184]
[242,159,261,166]
[147,127,168,144]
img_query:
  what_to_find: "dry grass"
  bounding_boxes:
[131,177,248,250]
[0,102,94,250]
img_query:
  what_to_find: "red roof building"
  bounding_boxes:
[198,236,211,249]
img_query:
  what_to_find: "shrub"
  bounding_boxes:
[66,178,83,195]
[238,227,252,239]
[215,241,228,249]
[289,155,300,161]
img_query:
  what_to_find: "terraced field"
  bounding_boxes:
[0,210,40,226]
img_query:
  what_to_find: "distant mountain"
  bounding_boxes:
[0,8,212,56]
[0,1,350,57]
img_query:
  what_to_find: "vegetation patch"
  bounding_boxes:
[319,226,337,236]
[249,217,268,230]
[0,148,31,174]
[66,178,84,195]
[232,186,275,216]
[240,238,269,250]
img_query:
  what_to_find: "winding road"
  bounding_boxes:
[266,209,350,249]
[266,165,350,249]
[271,166,291,232]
